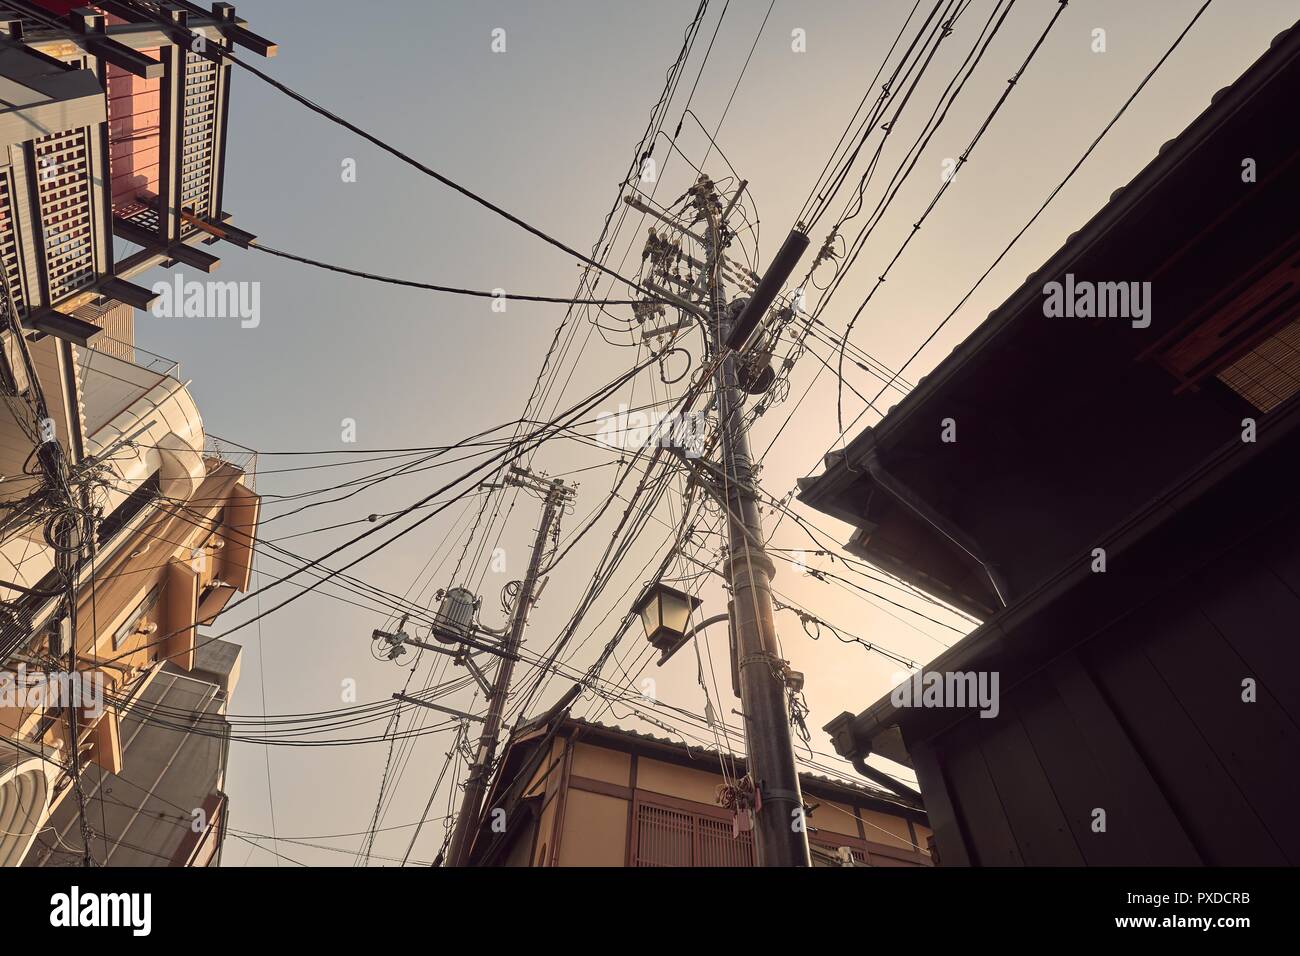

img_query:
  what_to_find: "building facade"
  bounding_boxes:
[22,636,243,866]
[799,21,1300,866]
[0,0,273,342]
[0,0,271,867]
[466,717,933,867]
[0,301,261,865]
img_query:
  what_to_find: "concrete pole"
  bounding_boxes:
[702,194,811,867]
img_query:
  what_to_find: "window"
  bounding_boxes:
[97,474,161,547]
[810,839,869,866]
[631,800,755,867]
[1153,246,1300,408]
[112,584,161,652]
[629,796,899,867]
[1217,312,1300,413]
[698,815,754,866]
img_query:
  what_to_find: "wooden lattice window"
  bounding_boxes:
[1151,246,1300,402]
[34,128,95,303]
[810,838,869,866]
[180,51,219,232]
[1216,312,1300,413]
[0,171,25,314]
[698,814,755,866]
[631,799,755,867]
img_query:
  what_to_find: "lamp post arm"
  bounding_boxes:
[657,612,733,667]
[682,613,731,642]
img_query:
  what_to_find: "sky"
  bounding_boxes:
[126,0,1300,866]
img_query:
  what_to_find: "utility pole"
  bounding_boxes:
[444,467,572,867]
[662,178,812,866]
[2,286,96,866]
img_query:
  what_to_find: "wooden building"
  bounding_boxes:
[798,21,1300,865]
[466,716,933,867]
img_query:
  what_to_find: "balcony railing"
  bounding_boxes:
[77,337,181,439]
[88,334,180,379]
[204,434,257,491]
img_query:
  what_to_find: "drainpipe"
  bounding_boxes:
[826,710,923,805]
[862,450,1010,608]
[849,750,923,805]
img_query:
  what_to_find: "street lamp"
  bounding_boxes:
[631,581,730,665]
[631,581,701,653]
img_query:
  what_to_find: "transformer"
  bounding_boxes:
[431,587,478,643]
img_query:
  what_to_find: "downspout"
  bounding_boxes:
[862,450,1010,608]
[826,710,923,805]
[849,749,924,806]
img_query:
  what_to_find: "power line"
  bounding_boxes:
[123,1,661,300]
[833,0,1068,434]
[89,355,659,670]
[249,240,666,306]
[814,0,1216,470]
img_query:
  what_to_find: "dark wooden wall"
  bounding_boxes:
[913,509,1300,866]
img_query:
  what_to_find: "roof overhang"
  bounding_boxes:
[824,388,1300,767]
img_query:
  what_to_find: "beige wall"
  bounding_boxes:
[859,808,915,850]
[532,737,567,866]
[812,799,862,838]
[636,756,720,804]
[535,737,930,867]
[915,822,934,851]
[557,789,627,867]
[570,741,630,786]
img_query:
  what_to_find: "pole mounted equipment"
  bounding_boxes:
[724,227,811,352]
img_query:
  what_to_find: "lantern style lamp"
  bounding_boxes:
[631,581,703,654]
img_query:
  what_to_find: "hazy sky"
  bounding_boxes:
[130,0,1300,866]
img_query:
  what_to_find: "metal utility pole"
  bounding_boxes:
[444,468,572,867]
[687,179,811,866]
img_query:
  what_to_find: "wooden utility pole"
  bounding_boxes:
[444,468,572,867]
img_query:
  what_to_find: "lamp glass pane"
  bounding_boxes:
[639,598,660,639]
[659,591,691,637]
